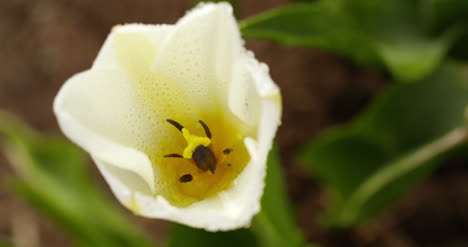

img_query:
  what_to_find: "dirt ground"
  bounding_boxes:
[1,0,468,246]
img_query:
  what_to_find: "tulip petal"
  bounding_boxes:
[54,69,157,193]
[151,3,242,113]
[88,49,282,231]
[93,24,173,72]
[228,51,281,136]
[92,95,280,231]
[92,22,210,129]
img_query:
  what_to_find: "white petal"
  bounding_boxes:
[227,51,281,134]
[91,21,211,125]
[93,24,173,72]
[151,3,242,112]
[54,69,156,193]
[94,100,281,231]
[90,47,282,231]
[95,156,248,231]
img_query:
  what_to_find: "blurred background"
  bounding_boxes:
[1,0,468,247]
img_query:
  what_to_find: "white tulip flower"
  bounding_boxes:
[53,3,281,231]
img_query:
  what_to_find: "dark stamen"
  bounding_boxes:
[199,120,212,138]
[166,119,184,131]
[179,174,193,183]
[164,153,183,158]
[227,163,231,167]
[209,163,217,174]
[223,148,233,155]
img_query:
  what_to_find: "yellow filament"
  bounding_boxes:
[181,128,211,159]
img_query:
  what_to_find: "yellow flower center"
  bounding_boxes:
[159,116,251,207]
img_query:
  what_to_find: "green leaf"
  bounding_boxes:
[251,145,305,247]
[423,0,468,32]
[241,0,459,81]
[450,32,468,61]
[0,242,13,247]
[300,63,468,228]
[0,112,155,247]
[240,2,379,66]
[167,146,308,247]
[343,0,459,82]
[373,32,455,82]
[422,0,468,61]
[333,127,467,226]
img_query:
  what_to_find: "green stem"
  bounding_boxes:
[338,126,468,225]
[251,212,279,247]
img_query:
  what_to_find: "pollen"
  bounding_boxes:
[181,128,211,159]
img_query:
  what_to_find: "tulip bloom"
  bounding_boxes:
[54,3,281,231]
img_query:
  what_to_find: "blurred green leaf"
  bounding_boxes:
[343,0,459,82]
[168,146,307,247]
[240,0,462,81]
[406,0,468,61]
[240,2,379,67]
[0,242,13,247]
[450,33,468,61]
[300,63,468,228]
[251,145,305,247]
[423,0,468,33]
[0,112,155,247]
